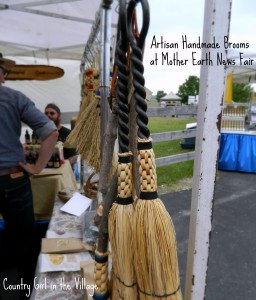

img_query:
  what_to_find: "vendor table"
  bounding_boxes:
[218,131,256,173]
[30,197,88,300]
[31,160,78,220]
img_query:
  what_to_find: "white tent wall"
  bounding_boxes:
[4,56,82,114]
[0,0,119,141]
[3,56,82,143]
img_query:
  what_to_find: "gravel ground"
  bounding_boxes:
[158,177,193,195]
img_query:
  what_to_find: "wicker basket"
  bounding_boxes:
[58,188,77,203]
[83,173,98,200]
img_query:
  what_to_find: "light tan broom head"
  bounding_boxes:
[108,152,138,300]
[66,68,101,172]
[134,137,182,300]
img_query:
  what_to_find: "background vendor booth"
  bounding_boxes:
[219,63,256,173]
[0,0,119,280]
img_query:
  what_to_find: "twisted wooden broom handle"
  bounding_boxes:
[127,0,150,140]
[116,0,130,154]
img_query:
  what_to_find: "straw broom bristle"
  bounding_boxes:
[66,67,102,171]
[108,154,137,299]
[66,66,98,148]
[134,139,182,300]
[109,203,137,299]
[135,200,182,300]
[66,91,101,172]
[66,91,95,147]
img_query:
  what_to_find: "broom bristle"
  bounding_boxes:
[66,91,101,171]
[108,157,137,299]
[66,91,96,146]
[109,203,137,299]
[134,140,182,299]
[134,199,182,300]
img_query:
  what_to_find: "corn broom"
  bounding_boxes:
[66,68,101,172]
[127,0,182,298]
[108,1,137,298]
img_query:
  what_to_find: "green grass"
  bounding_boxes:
[148,117,196,186]
[152,139,193,157]
[148,117,196,133]
[156,161,194,186]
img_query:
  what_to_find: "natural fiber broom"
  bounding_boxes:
[108,2,137,297]
[109,152,137,299]
[127,0,182,298]
[135,139,182,300]
[66,68,101,172]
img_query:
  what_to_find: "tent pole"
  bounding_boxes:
[184,1,232,299]
[99,0,113,159]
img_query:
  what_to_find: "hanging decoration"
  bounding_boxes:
[66,67,101,172]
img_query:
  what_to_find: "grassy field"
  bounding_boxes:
[148,117,196,187]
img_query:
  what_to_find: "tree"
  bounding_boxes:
[177,75,200,104]
[156,90,167,102]
[232,83,253,103]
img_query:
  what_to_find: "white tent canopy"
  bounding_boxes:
[0,0,119,61]
[0,0,119,114]
[160,92,181,101]
[228,65,256,84]
[227,52,256,84]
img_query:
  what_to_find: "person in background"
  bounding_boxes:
[44,103,79,180]
[0,53,58,299]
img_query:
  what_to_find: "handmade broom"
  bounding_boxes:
[108,1,137,298]
[127,0,182,299]
[66,68,101,172]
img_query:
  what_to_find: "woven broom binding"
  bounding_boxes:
[117,153,133,198]
[138,146,157,193]
[94,250,109,296]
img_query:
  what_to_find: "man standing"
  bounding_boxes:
[44,103,79,180]
[0,53,58,299]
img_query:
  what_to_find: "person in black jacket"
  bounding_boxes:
[44,103,79,180]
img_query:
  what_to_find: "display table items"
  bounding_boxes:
[31,161,78,221]
[221,104,246,131]
[218,131,256,173]
[23,130,64,167]
[21,131,76,220]
[219,103,256,173]
[31,197,95,300]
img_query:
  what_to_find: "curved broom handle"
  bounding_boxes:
[127,0,150,139]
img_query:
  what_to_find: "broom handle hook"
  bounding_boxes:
[127,0,150,50]
[127,0,150,139]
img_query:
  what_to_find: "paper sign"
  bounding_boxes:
[60,192,92,217]
[39,252,93,272]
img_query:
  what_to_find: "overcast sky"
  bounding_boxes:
[141,0,256,94]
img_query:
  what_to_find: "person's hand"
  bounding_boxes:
[19,162,42,175]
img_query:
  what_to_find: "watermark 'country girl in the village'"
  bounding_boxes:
[2,276,98,298]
